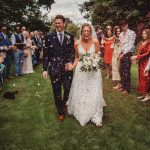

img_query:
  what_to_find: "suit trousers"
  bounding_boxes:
[49,60,73,115]
[120,52,132,92]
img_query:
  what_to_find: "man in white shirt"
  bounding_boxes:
[118,20,136,95]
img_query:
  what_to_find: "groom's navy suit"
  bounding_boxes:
[43,31,75,115]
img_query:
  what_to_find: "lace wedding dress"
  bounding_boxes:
[67,42,106,126]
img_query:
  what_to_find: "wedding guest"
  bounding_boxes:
[30,32,37,66]
[22,31,34,74]
[32,31,42,65]
[11,25,25,77]
[96,25,104,43]
[21,26,26,32]
[102,29,114,78]
[131,29,150,101]
[0,25,16,81]
[118,20,136,95]
[112,26,122,89]
[96,25,104,58]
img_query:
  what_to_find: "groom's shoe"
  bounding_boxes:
[58,115,65,122]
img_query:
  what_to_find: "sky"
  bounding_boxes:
[41,0,90,24]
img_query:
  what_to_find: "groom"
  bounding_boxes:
[43,15,75,122]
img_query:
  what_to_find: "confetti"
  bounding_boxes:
[35,92,41,98]
[37,81,40,86]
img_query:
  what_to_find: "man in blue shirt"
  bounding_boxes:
[0,25,16,80]
[11,25,25,77]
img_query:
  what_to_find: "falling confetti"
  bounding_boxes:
[37,81,40,86]
[35,92,41,98]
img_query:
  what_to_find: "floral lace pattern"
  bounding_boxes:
[67,42,106,126]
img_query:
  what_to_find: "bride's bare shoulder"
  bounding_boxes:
[93,38,99,44]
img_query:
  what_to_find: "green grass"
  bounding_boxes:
[0,64,150,150]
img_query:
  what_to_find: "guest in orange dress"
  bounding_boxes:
[131,29,150,102]
[102,29,114,78]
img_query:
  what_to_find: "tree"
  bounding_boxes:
[66,23,80,38]
[0,0,55,31]
[80,0,150,28]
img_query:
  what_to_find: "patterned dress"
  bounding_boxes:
[112,40,121,81]
[67,41,106,126]
[137,42,150,94]
[22,39,34,74]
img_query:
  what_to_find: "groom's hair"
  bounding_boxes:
[55,15,66,23]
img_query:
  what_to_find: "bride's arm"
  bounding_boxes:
[67,40,79,70]
[93,38,100,53]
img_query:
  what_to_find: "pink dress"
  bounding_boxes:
[22,39,34,74]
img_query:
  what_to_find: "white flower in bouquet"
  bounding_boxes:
[87,60,92,66]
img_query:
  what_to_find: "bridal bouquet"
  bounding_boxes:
[79,52,103,72]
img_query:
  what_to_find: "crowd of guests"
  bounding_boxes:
[0,20,150,102]
[96,19,150,102]
[0,24,45,91]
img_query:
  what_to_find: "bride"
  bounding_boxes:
[66,23,106,127]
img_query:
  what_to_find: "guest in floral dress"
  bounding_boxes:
[131,29,150,102]
[112,26,122,89]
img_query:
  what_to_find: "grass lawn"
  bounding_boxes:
[0,64,150,150]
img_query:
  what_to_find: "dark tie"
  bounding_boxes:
[59,33,63,45]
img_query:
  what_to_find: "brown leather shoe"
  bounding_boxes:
[58,115,65,122]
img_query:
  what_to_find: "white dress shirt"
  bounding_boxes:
[56,31,64,44]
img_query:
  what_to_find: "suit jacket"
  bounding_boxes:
[43,31,75,71]
[0,32,11,53]
[119,29,136,54]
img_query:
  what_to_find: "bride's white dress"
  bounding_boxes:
[67,42,106,126]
